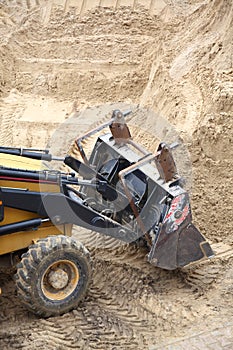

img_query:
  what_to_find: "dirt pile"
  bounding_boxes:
[0,0,232,349]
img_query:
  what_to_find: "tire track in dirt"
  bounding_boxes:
[180,243,233,294]
[0,229,194,350]
[72,227,198,348]
[24,257,164,349]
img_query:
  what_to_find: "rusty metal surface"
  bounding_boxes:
[155,143,178,182]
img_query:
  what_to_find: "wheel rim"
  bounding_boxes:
[41,260,80,301]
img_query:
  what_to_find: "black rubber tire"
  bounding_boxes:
[14,235,91,317]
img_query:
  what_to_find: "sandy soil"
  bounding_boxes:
[0,0,232,349]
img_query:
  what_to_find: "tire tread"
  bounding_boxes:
[15,235,91,317]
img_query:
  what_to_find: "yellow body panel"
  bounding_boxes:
[0,155,73,255]
[0,154,43,170]
[0,224,72,255]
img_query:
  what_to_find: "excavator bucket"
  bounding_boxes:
[148,193,214,270]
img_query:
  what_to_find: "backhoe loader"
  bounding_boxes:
[0,110,214,317]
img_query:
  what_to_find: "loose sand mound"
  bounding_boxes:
[0,0,232,349]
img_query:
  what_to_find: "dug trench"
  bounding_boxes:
[0,1,232,349]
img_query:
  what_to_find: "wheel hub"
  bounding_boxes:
[48,268,69,290]
[42,260,80,301]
